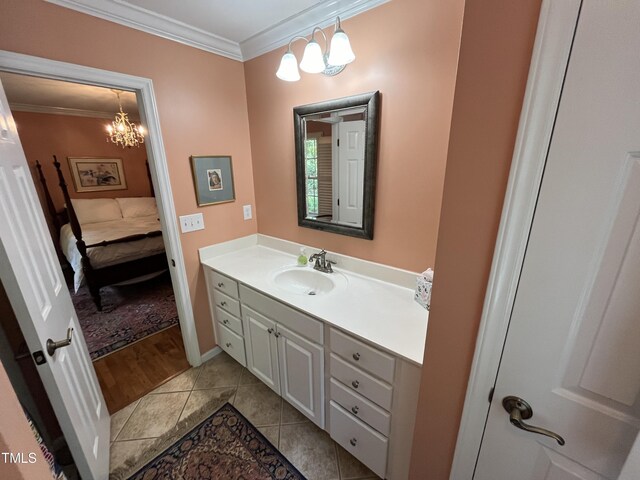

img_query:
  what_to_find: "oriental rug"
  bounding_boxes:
[70,272,179,360]
[122,403,306,480]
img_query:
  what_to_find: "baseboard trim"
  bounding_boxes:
[200,346,223,363]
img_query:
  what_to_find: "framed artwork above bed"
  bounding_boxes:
[68,156,127,193]
[190,155,235,206]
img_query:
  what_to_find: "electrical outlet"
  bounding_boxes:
[243,204,252,220]
[179,213,205,233]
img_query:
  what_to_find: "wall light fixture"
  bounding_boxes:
[276,17,355,82]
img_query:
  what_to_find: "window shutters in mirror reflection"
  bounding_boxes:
[317,138,332,217]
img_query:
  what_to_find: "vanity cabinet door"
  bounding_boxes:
[242,307,280,395]
[276,324,324,429]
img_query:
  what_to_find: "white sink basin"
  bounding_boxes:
[271,267,347,296]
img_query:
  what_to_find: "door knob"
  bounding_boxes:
[502,396,565,446]
[46,328,74,357]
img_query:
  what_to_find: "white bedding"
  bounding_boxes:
[60,215,166,292]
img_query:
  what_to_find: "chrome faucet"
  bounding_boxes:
[309,249,336,273]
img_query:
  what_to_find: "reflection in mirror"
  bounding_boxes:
[294,91,379,239]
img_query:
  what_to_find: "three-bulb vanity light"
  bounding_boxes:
[276,16,355,82]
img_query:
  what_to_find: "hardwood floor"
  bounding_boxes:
[93,325,190,413]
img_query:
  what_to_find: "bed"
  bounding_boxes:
[36,156,169,311]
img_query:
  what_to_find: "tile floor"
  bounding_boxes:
[110,352,378,480]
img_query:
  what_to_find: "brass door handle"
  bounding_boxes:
[46,328,73,357]
[502,396,565,446]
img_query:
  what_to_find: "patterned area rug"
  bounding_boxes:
[70,272,179,360]
[126,403,306,480]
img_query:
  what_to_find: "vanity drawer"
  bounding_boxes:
[215,306,242,336]
[212,289,241,318]
[330,328,395,383]
[217,323,246,367]
[239,285,323,344]
[209,269,239,299]
[330,354,393,411]
[329,401,388,479]
[330,378,391,437]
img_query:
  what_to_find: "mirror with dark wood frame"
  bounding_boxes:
[294,91,379,240]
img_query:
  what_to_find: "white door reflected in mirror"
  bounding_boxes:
[304,110,365,227]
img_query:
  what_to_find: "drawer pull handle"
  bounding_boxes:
[223,319,229,325]
[217,282,224,287]
[221,301,227,306]
[351,405,359,415]
[352,380,360,389]
[225,342,231,348]
[353,352,361,361]
[268,328,274,334]
[350,438,357,447]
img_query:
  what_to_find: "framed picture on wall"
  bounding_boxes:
[67,157,127,193]
[190,155,235,206]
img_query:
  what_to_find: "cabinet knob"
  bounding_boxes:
[223,319,229,325]
[274,331,281,338]
[225,342,231,348]
[268,328,274,334]
[350,438,357,447]
[221,301,227,306]
[353,352,361,361]
[351,405,359,415]
[352,380,360,389]
[217,282,224,287]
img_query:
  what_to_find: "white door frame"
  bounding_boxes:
[449,0,582,478]
[0,50,202,367]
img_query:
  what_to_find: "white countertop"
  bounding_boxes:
[200,240,428,366]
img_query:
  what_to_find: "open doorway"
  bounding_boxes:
[1,71,190,412]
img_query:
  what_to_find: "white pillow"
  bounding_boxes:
[70,198,122,225]
[116,197,158,219]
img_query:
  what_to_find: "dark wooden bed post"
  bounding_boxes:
[52,155,102,311]
[35,160,61,235]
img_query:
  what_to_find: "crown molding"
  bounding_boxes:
[240,0,391,61]
[9,102,140,121]
[45,0,243,61]
[45,0,390,62]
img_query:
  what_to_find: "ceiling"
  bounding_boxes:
[1,72,140,119]
[44,0,390,60]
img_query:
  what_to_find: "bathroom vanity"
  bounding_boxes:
[200,235,428,480]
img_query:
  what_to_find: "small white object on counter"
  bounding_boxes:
[414,268,433,310]
[199,234,429,365]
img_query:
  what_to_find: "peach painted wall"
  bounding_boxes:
[0,360,51,480]
[244,0,465,272]
[14,112,151,212]
[408,0,543,478]
[0,0,257,354]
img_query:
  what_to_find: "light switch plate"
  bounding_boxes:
[243,204,252,220]
[180,213,204,233]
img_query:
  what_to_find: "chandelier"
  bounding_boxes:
[106,90,145,148]
[276,16,355,82]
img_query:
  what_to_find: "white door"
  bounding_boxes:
[474,2,640,479]
[277,324,324,428]
[338,120,365,225]
[242,306,280,394]
[0,80,109,479]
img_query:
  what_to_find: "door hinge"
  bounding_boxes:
[32,350,46,365]
[171,259,176,267]
[488,387,495,403]
[337,198,340,206]
[337,138,340,147]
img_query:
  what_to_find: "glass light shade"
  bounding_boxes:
[300,40,325,73]
[327,29,355,66]
[276,51,301,81]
